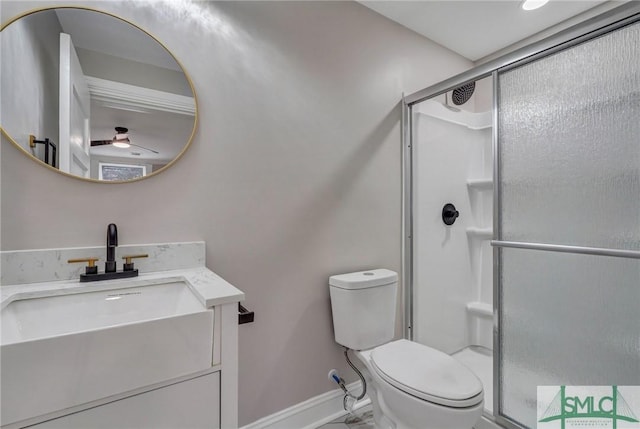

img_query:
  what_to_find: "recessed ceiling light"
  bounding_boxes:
[522,0,549,11]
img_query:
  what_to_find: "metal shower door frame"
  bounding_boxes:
[401,4,640,429]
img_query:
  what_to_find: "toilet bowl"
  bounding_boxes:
[329,269,483,429]
[355,340,483,429]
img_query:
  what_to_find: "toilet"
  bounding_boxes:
[329,269,483,429]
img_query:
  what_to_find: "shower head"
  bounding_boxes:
[452,82,476,106]
[443,92,461,112]
[441,82,476,112]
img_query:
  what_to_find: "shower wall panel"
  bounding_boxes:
[413,104,492,354]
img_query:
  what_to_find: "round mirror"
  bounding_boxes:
[0,7,197,182]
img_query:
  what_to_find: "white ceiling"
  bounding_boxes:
[359,0,621,61]
[55,9,181,71]
[89,103,194,162]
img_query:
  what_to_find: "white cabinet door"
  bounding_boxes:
[59,32,90,177]
[32,372,220,429]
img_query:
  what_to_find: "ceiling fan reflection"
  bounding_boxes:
[90,127,159,154]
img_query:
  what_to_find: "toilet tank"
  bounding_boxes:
[329,269,398,350]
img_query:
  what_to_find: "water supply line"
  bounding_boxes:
[328,348,367,413]
[344,348,366,401]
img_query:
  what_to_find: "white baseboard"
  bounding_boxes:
[240,381,370,429]
[240,382,502,429]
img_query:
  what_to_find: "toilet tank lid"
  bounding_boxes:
[329,269,398,290]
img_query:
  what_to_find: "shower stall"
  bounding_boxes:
[402,4,640,429]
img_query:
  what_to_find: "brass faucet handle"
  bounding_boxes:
[68,257,100,275]
[122,254,148,272]
[122,254,149,265]
[68,257,99,267]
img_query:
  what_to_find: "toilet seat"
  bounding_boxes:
[370,339,483,408]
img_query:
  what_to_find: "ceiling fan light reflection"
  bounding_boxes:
[112,132,130,148]
[521,0,549,10]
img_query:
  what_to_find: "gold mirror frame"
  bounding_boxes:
[0,6,198,184]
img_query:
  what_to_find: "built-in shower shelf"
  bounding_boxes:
[466,301,493,318]
[466,227,493,239]
[466,178,493,190]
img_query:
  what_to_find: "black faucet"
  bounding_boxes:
[67,223,147,282]
[106,223,118,273]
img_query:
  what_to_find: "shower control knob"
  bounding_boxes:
[442,203,459,226]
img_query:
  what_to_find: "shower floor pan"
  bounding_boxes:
[452,346,493,415]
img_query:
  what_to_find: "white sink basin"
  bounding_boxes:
[1,280,214,426]
[1,281,205,344]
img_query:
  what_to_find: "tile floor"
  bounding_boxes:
[316,407,374,429]
[316,406,487,429]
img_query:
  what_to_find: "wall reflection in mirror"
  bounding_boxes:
[0,7,197,182]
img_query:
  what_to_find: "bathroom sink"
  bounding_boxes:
[1,280,215,426]
[1,281,205,344]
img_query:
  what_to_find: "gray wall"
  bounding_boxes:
[1,9,61,157]
[1,1,471,425]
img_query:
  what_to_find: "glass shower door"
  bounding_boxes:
[495,18,640,429]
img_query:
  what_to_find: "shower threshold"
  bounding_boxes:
[452,346,493,415]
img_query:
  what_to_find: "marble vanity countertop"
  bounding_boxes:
[1,242,244,309]
[1,242,207,285]
[0,266,245,310]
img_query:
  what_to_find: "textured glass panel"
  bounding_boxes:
[498,21,640,250]
[499,247,640,428]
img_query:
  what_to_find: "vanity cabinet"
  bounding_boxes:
[30,372,220,429]
[1,242,244,429]
[2,300,239,429]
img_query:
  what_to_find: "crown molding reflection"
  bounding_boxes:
[86,76,196,116]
